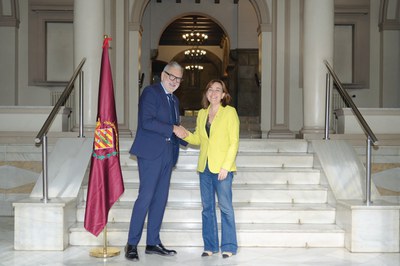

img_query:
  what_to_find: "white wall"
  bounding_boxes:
[17,0,57,106]
[0,27,16,105]
[238,0,259,48]
[289,0,303,132]
[366,0,382,108]
[0,0,399,133]
[107,0,127,125]
[345,0,381,108]
[334,0,400,109]
[382,31,400,107]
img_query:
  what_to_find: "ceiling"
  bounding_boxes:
[159,15,225,47]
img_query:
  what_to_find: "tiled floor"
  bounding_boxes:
[1,217,399,266]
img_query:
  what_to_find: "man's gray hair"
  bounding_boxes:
[163,61,183,74]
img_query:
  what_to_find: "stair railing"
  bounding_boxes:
[323,60,378,206]
[34,58,86,203]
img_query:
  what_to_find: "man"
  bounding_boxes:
[125,61,187,261]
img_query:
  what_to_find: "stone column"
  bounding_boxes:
[128,27,141,133]
[301,0,334,135]
[73,0,105,131]
[259,28,272,137]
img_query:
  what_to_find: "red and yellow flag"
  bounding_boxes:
[84,37,125,237]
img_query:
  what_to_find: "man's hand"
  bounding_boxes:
[173,125,189,139]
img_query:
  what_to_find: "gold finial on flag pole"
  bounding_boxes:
[103,34,112,48]
[89,225,120,258]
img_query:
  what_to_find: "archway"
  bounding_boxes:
[128,0,272,133]
[172,49,222,114]
[156,14,226,114]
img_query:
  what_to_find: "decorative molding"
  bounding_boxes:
[0,0,19,27]
[379,0,400,31]
[334,1,370,89]
[28,0,73,86]
[150,49,159,60]
[153,0,237,3]
[335,5,369,15]
[250,0,272,26]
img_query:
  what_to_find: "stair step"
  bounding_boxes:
[121,167,321,185]
[76,202,336,224]
[69,222,344,248]
[82,183,328,203]
[71,139,345,248]
[120,153,314,168]
[119,139,310,153]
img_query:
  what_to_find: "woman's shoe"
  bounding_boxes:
[222,252,233,259]
[201,251,213,257]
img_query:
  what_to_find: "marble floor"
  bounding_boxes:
[1,217,399,266]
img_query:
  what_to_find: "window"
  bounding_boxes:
[28,0,73,86]
[334,25,353,83]
[334,1,370,89]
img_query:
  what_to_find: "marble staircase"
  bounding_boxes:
[69,138,345,248]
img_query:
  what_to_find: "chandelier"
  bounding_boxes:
[184,48,206,61]
[182,31,208,45]
[182,16,208,45]
[185,65,204,71]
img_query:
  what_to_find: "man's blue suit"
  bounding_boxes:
[127,82,182,246]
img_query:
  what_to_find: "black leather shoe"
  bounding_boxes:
[222,252,234,259]
[145,244,177,256]
[125,244,139,261]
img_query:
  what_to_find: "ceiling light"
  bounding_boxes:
[182,32,208,45]
[184,49,206,61]
[185,65,204,71]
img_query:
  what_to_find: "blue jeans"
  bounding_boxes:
[199,164,237,254]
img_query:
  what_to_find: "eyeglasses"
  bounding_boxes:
[164,71,183,83]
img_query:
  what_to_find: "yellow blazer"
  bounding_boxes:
[184,105,240,174]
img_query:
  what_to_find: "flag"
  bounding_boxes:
[84,37,125,236]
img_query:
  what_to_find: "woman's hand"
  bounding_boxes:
[218,168,228,180]
[173,125,189,138]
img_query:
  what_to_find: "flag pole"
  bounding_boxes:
[89,225,120,258]
[85,34,124,259]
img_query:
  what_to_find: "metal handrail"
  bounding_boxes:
[324,60,378,145]
[323,60,378,206]
[35,58,86,144]
[34,58,86,203]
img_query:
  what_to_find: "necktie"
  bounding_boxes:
[167,94,177,125]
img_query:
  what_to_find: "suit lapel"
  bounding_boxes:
[155,83,171,124]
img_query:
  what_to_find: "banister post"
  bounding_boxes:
[41,135,49,203]
[365,136,373,206]
[79,70,85,138]
[324,73,331,140]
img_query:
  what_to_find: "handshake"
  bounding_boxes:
[173,125,189,139]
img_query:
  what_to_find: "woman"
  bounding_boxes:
[183,79,239,258]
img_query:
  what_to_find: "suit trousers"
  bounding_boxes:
[127,142,173,245]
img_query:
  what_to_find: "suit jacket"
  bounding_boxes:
[184,105,240,174]
[130,82,182,166]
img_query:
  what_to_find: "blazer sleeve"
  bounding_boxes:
[221,107,240,171]
[183,109,204,146]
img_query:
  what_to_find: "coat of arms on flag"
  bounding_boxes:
[94,127,114,150]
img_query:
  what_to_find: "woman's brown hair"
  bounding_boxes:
[201,79,232,108]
